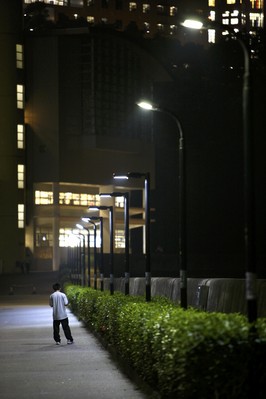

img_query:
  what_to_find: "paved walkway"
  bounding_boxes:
[0,291,151,399]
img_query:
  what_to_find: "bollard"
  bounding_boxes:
[9,286,14,295]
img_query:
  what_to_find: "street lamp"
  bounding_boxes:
[79,220,97,289]
[77,223,91,287]
[181,20,257,323]
[89,205,114,295]
[137,101,187,309]
[100,192,130,295]
[113,172,151,302]
[74,228,86,287]
[83,216,104,291]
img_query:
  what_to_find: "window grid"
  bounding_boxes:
[16,84,24,109]
[115,229,125,248]
[18,204,24,229]
[17,124,25,149]
[17,164,25,189]
[16,44,23,69]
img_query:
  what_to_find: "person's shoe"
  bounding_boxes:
[67,340,74,344]
[56,342,61,345]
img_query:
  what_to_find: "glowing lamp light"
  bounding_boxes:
[181,19,203,30]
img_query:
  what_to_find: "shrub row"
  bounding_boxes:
[65,285,266,398]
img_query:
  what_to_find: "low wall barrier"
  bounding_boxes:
[100,277,266,318]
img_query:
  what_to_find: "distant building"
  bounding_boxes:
[1,0,173,273]
[0,0,265,276]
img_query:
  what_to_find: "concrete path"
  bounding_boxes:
[0,294,150,399]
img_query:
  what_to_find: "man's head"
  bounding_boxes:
[53,283,61,291]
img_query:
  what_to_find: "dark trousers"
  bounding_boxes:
[53,318,73,343]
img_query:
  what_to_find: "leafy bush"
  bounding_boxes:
[65,285,266,398]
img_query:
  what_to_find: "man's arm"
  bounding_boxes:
[49,296,53,307]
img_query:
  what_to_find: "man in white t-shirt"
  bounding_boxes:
[49,283,74,345]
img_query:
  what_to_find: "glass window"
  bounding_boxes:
[69,0,83,6]
[87,16,95,24]
[115,229,125,248]
[17,164,25,189]
[35,190,53,205]
[17,85,24,109]
[129,2,137,11]
[17,124,25,149]
[208,0,215,5]
[170,7,177,16]
[35,228,52,247]
[157,23,164,31]
[157,5,164,14]
[115,196,124,208]
[170,25,177,35]
[143,4,150,13]
[59,228,100,248]
[208,29,216,43]
[209,11,216,21]
[18,204,24,229]
[143,22,150,32]
[227,0,236,3]
[16,44,23,69]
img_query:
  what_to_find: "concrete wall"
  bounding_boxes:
[100,277,266,317]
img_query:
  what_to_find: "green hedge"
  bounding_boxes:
[65,285,266,398]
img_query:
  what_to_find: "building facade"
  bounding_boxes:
[0,0,265,276]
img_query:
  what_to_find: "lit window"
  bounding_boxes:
[70,0,83,6]
[208,29,216,43]
[209,11,216,21]
[59,228,100,248]
[170,7,177,16]
[208,0,215,5]
[16,44,23,69]
[143,4,150,13]
[170,25,177,35]
[59,192,100,206]
[250,12,264,27]
[18,204,24,229]
[17,85,24,109]
[101,17,108,23]
[129,2,137,11]
[157,5,164,14]
[17,164,25,189]
[17,124,25,149]
[115,196,124,208]
[227,0,236,4]
[143,22,150,32]
[231,17,239,24]
[35,190,53,205]
[87,16,95,24]
[115,229,125,248]
[24,0,68,4]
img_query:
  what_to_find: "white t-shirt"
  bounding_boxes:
[49,291,68,320]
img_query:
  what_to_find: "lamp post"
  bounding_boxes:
[137,102,187,309]
[100,192,130,295]
[74,228,86,287]
[113,172,151,302]
[181,20,257,323]
[76,223,91,287]
[89,206,114,295]
[83,216,104,291]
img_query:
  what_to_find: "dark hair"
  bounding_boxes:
[53,283,61,291]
